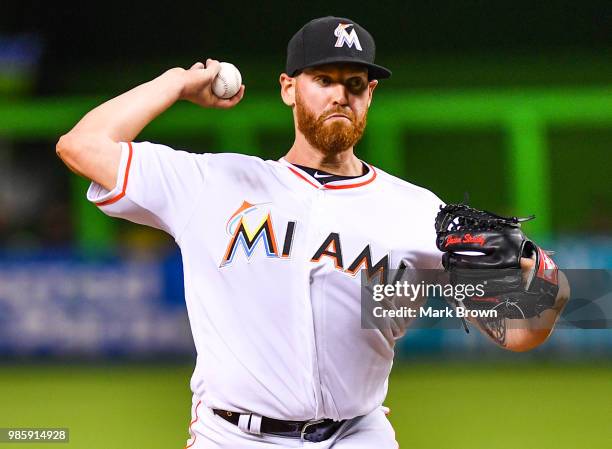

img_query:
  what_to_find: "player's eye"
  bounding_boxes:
[346,77,367,94]
[316,76,332,86]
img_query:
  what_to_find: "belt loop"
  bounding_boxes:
[238,414,251,433]
[249,414,262,435]
[237,413,263,435]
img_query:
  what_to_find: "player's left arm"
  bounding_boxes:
[471,257,570,352]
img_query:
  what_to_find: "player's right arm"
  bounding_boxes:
[56,60,245,190]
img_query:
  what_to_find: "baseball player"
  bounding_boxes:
[56,16,569,449]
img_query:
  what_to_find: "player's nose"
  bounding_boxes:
[329,83,350,106]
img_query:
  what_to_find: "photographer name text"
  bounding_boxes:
[372,306,498,319]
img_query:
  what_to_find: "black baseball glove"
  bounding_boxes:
[435,203,559,320]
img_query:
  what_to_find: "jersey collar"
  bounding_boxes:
[279,158,377,190]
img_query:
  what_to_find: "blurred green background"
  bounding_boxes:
[1,2,611,448]
[2,362,611,449]
[1,1,611,248]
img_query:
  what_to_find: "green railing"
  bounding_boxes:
[1,87,611,248]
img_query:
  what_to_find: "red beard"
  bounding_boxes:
[295,90,367,154]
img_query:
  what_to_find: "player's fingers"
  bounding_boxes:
[190,61,205,70]
[231,84,246,102]
[214,85,245,109]
[520,257,535,271]
[205,58,222,78]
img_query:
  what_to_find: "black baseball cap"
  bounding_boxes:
[286,16,391,80]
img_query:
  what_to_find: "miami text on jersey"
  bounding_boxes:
[220,201,389,283]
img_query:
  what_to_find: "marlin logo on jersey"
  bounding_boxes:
[334,23,362,51]
[220,201,295,267]
[220,201,389,282]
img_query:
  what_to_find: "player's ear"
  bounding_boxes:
[367,80,378,108]
[280,73,296,107]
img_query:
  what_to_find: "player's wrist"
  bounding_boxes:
[158,67,187,103]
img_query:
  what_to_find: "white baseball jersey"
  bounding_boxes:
[87,141,443,421]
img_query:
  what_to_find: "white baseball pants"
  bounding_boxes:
[184,399,398,449]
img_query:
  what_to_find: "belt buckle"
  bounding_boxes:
[300,419,325,440]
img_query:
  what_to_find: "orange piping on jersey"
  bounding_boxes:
[95,141,134,207]
[288,167,320,189]
[184,400,202,449]
[287,164,377,190]
[323,165,377,190]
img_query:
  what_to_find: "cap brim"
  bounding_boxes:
[292,56,391,80]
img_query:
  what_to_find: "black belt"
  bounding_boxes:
[213,409,346,442]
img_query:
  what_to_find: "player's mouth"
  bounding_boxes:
[324,113,351,122]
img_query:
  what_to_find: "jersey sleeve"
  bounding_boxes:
[86,141,209,239]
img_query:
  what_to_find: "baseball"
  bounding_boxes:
[212,62,242,99]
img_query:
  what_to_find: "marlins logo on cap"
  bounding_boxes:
[285,16,392,80]
[334,23,362,50]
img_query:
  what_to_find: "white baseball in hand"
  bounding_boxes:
[212,62,242,99]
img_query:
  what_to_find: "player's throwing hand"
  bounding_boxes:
[178,58,245,109]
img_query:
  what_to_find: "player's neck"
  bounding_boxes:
[284,137,363,177]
